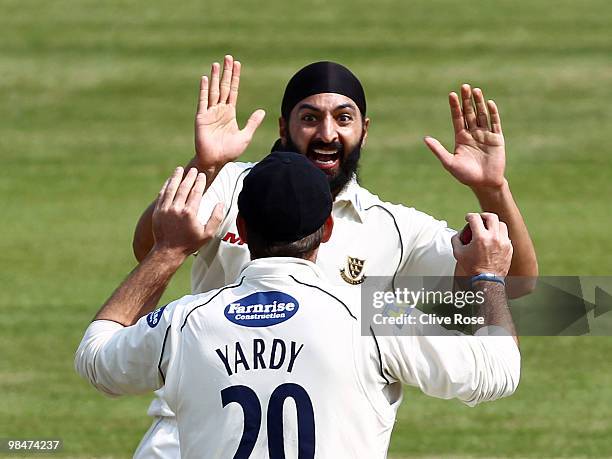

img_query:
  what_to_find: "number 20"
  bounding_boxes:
[221,383,315,458]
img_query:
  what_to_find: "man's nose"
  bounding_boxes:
[317,117,338,144]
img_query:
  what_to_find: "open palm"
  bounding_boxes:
[194,56,265,171]
[425,84,506,189]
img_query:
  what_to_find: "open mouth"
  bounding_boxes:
[308,148,341,171]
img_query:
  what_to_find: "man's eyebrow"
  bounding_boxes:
[296,103,357,112]
[297,103,321,112]
[334,103,356,111]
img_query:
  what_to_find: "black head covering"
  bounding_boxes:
[238,151,332,243]
[280,61,366,119]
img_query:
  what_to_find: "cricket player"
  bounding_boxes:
[76,152,520,458]
[130,57,537,456]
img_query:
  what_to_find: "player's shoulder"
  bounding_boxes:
[220,161,256,180]
[294,276,361,321]
[182,283,240,313]
[159,285,236,325]
[352,183,455,242]
[210,161,257,202]
[353,183,431,222]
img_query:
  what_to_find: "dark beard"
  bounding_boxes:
[279,133,362,197]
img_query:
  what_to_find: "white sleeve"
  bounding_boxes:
[395,206,457,278]
[376,320,521,406]
[196,162,254,235]
[74,303,177,397]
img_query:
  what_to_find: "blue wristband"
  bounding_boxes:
[470,273,505,287]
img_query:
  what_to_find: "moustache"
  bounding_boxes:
[307,140,344,155]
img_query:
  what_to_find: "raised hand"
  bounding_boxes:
[152,167,224,257]
[424,84,505,190]
[194,55,266,175]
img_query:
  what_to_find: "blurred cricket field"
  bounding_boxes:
[1,0,611,457]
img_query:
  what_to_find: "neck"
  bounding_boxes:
[249,249,318,263]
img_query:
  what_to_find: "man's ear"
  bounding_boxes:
[236,214,248,243]
[361,117,370,148]
[279,117,287,145]
[321,215,334,243]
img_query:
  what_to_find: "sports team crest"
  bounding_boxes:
[340,256,366,285]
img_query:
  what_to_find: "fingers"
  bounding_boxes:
[161,167,184,209]
[448,92,465,134]
[201,55,241,109]
[423,136,454,171]
[218,55,233,104]
[465,212,506,240]
[460,85,501,133]
[487,99,503,134]
[461,84,478,130]
[186,172,207,212]
[465,213,487,238]
[499,220,509,240]
[196,76,208,115]
[155,178,170,212]
[242,109,266,139]
[472,88,490,129]
[208,62,221,108]
[451,232,463,255]
[479,212,500,236]
[203,202,225,237]
[228,60,241,106]
[173,168,199,206]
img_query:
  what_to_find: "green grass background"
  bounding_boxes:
[1,0,611,457]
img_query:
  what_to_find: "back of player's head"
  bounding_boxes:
[238,151,333,259]
[280,61,366,120]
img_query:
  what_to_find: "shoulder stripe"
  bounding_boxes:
[369,326,391,385]
[289,275,357,320]
[180,277,246,331]
[363,204,403,290]
[158,325,171,384]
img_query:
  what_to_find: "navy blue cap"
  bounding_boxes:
[238,151,333,243]
[281,61,366,119]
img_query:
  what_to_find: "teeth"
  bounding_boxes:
[314,149,337,155]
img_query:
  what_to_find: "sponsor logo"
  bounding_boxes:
[340,256,367,285]
[224,291,299,327]
[222,231,245,245]
[146,305,166,328]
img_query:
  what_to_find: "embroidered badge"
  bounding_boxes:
[340,256,366,285]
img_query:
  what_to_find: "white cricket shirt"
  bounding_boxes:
[76,258,520,459]
[150,161,459,418]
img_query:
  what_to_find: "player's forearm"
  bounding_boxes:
[94,248,187,326]
[133,201,156,262]
[472,280,519,347]
[462,281,520,405]
[471,180,538,296]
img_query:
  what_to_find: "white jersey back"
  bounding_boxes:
[162,259,394,458]
[76,258,521,458]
